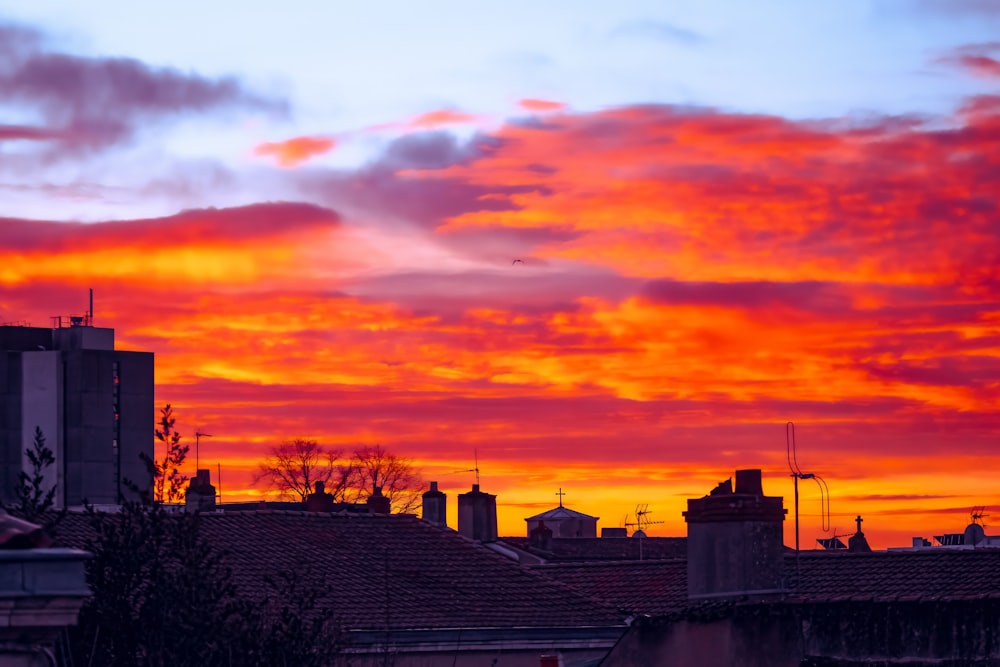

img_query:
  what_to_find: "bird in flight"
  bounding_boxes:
[512,259,524,265]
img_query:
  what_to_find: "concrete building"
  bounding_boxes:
[0,316,153,507]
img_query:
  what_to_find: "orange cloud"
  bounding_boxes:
[518,98,566,112]
[408,109,480,128]
[6,96,1000,549]
[254,135,336,166]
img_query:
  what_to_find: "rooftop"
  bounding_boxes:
[502,536,687,562]
[528,549,1000,616]
[56,510,626,632]
[525,505,598,522]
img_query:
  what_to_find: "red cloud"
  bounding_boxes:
[9,95,1000,548]
[518,98,567,112]
[954,54,1000,78]
[254,135,336,167]
[937,43,1000,78]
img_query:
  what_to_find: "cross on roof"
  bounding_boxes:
[855,515,863,534]
[556,488,566,508]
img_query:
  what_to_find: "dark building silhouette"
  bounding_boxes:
[421,480,447,527]
[458,483,497,542]
[0,510,90,666]
[185,469,217,512]
[525,504,599,538]
[0,319,153,507]
[683,468,786,600]
[56,509,625,665]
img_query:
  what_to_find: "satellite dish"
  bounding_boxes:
[964,523,986,546]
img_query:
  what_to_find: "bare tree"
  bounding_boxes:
[348,444,422,514]
[254,439,352,502]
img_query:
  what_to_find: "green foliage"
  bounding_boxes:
[71,501,344,666]
[3,426,64,529]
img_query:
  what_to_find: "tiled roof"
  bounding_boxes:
[525,506,597,521]
[792,549,1000,602]
[501,536,687,561]
[533,560,688,615]
[529,549,1000,616]
[56,510,625,631]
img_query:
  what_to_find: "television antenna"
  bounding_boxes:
[786,422,831,557]
[451,448,480,486]
[971,506,989,526]
[195,431,213,471]
[624,503,664,534]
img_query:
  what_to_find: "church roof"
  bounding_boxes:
[525,505,599,522]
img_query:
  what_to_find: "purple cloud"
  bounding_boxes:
[0,22,286,157]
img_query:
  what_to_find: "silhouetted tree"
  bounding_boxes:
[2,426,64,529]
[254,438,353,502]
[71,500,345,666]
[141,404,190,503]
[348,444,422,514]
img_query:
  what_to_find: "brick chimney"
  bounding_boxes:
[422,481,447,527]
[305,481,335,512]
[530,520,553,551]
[457,484,497,542]
[683,468,786,600]
[367,486,391,514]
[185,469,216,513]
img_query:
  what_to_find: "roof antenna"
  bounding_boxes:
[787,422,831,564]
[451,449,480,486]
[623,504,664,560]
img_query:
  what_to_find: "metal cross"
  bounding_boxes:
[556,488,566,507]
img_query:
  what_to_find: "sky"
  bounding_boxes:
[1,1,999,548]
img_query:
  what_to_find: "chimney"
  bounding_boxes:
[305,480,335,512]
[185,469,216,513]
[683,468,786,600]
[530,520,553,550]
[457,484,497,542]
[367,486,391,515]
[422,481,447,527]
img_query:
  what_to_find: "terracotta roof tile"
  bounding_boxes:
[57,510,625,631]
[530,549,1000,615]
[533,560,687,615]
[501,536,686,561]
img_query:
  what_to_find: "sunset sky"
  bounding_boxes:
[1,2,998,548]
